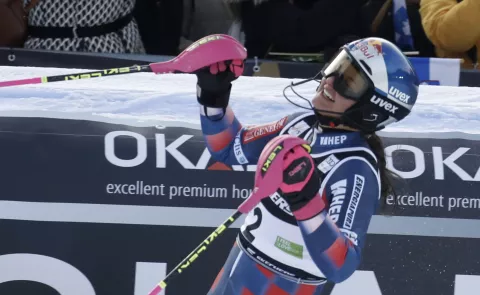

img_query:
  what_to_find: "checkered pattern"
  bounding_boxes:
[23,0,145,53]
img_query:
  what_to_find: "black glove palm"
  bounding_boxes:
[195,60,244,112]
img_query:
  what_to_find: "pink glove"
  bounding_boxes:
[279,145,325,221]
[208,59,244,77]
[237,135,318,214]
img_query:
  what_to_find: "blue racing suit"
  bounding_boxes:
[200,106,381,295]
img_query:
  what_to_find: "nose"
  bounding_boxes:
[316,78,325,92]
[325,75,335,86]
[316,76,335,92]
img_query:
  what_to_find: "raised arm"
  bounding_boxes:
[195,60,298,166]
[420,0,480,52]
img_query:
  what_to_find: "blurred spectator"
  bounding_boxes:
[23,0,145,53]
[186,0,233,46]
[133,0,184,56]
[133,0,235,56]
[0,0,36,48]
[223,0,367,59]
[360,0,435,57]
[419,0,479,69]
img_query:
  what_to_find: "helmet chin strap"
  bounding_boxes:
[312,109,360,132]
[313,109,342,127]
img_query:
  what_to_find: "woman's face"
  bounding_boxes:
[311,76,357,117]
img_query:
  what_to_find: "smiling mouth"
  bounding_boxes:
[321,88,335,102]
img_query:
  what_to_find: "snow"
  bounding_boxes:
[0,66,479,135]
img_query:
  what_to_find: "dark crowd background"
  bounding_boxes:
[0,0,478,69]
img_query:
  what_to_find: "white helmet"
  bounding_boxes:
[284,37,420,133]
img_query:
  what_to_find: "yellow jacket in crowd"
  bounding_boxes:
[420,0,480,69]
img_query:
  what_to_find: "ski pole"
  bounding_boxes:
[147,135,310,295]
[147,210,243,295]
[0,34,246,88]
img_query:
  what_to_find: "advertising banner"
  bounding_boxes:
[0,117,479,295]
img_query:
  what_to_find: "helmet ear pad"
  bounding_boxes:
[340,94,390,133]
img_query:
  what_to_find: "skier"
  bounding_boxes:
[194,37,419,294]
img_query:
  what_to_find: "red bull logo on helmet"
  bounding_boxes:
[351,39,382,59]
[368,40,383,56]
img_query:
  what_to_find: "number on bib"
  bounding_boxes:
[243,207,263,242]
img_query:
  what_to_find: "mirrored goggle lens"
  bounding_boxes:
[322,50,370,100]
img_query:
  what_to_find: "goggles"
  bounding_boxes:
[318,49,373,101]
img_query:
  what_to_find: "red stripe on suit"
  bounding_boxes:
[325,237,349,268]
[205,108,240,152]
